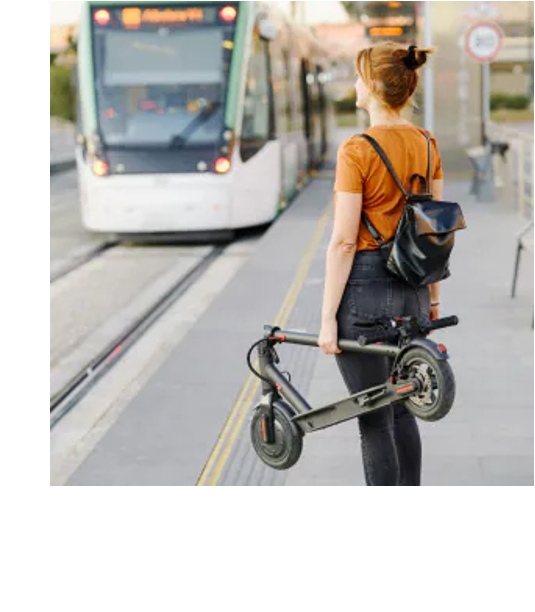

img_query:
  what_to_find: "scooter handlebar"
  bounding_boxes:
[264,316,459,349]
[424,315,459,332]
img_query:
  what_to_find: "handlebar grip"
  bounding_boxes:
[427,315,459,331]
[357,328,400,346]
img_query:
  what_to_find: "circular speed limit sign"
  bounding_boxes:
[465,22,504,63]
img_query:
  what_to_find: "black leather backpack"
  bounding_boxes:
[360,133,467,288]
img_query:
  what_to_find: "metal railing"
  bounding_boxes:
[487,122,534,220]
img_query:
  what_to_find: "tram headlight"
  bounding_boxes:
[214,158,231,174]
[94,9,111,26]
[219,6,237,22]
[93,159,110,177]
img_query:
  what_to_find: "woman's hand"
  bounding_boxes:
[319,319,342,355]
[430,304,440,321]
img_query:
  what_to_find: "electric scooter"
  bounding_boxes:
[247,315,458,470]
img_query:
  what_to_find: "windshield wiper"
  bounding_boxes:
[169,101,222,149]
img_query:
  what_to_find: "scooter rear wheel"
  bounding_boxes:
[398,348,456,422]
[251,401,303,470]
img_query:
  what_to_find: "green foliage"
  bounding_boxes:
[490,93,530,111]
[50,65,75,122]
[67,34,77,55]
[334,89,357,114]
[341,1,358,16]
[50,52,58,66]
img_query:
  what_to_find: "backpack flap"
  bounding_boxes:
[410,200,467,237]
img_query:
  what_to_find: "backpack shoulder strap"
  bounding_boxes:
[360,134,408,199]
[361,213,385,246]
[417,130,433,192]
[359,133,407,246]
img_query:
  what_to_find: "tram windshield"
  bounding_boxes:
[91,4,238,148]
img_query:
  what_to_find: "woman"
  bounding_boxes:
[318,43,444,486]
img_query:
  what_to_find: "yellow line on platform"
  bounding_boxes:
[196,202,333,486]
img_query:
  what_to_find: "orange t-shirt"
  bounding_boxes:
[334,125,444,252]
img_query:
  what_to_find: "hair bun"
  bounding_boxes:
[403,45,432,71]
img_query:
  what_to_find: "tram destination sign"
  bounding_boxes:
[92,4,239,29]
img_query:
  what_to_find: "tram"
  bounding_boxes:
[76,1,337,237]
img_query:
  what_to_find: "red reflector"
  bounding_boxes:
[215,158,231,174]
[93,159,109,177]
[94,9,111,26]
[219,6,237,22]
[438,344,448,353]
[396,384,414,394]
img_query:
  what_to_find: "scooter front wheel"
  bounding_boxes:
[250,401,303,470]
[398,348,456,422]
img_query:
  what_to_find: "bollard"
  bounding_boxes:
[466,142,509,204]
[490,141,509,189]
[466,145,495,203]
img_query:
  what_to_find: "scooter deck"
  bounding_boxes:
[292,380,419,433]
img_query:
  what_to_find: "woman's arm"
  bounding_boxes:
[319,192,363,355]
[429,179,444,316]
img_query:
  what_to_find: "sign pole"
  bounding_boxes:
[464,21,504,145]
[423,1,434,132]
[481,62,491,145]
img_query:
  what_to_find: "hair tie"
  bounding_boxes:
[403,45,419,70]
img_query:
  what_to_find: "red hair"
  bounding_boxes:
[356,42,434,110]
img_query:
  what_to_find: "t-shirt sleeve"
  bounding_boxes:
[334,140,366,193]
[431,137,444,180]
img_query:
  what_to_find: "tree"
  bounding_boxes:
[341,2,364,18]
[66,25,78,58]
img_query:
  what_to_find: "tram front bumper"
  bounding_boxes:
[80,172,233,233]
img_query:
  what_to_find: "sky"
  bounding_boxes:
[50,1,84,25]
[49,1,349,26]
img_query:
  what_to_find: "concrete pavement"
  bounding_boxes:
[50,117,75,174]
[285,180,534,486]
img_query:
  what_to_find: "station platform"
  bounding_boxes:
[51,172,534,486]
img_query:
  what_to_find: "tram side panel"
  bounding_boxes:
[230,20,282,229]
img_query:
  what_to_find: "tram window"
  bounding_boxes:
[288,53,302,134]
[283,50,293,132]
[316,66,326,115]
[270,39,288,135]
[301,61,311,140]
[92,28,230,147]
[316,66,328,155]
[240,32,272,162]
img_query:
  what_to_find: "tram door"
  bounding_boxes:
[234,25,281,226]
[300,60,314,170]
[316,66,328,159]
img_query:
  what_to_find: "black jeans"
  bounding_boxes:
[335,250,431,486]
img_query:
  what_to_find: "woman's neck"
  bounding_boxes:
[368,105,410,127]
